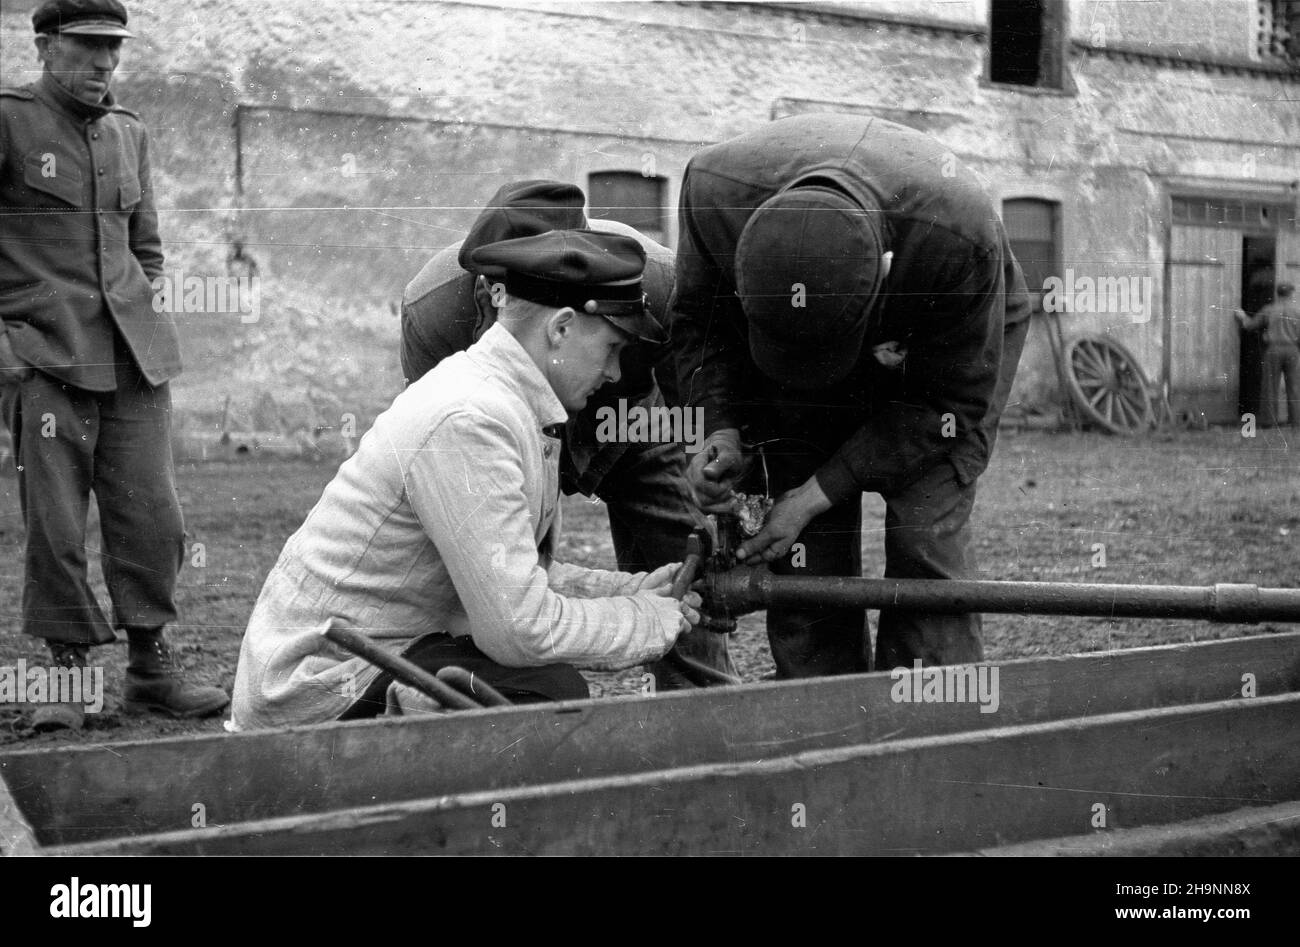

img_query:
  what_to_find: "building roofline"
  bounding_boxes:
[743,2,1300,80]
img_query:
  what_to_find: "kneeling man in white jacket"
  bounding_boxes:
[231,229,700,729]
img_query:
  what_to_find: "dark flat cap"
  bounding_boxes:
[469,229,665,343]
[736,185,885,388]
[457,180,588,273]
[33,0,133,37]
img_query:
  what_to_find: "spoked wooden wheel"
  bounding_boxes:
[1063,335,1155,435]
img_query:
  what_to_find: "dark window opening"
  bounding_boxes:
[990,0,1043,85]
[1258,0,1300,65]
[1003,198,1060,312]
[588,171,666,245]
[988,0,1068,89]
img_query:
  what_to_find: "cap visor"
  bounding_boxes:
[56,23,135,37]
[602,312,666,344]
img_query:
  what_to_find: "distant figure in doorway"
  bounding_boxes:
[1236,283,1300,427]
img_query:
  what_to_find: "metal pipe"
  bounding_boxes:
[321,623,482,710]
[436,666,513,707]
[703,567,1300,624]
[670,532,705,600]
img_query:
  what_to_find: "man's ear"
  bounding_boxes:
[879,251,894,283]
[545,307,577,346]
[34,34,52,63]
[473,275,501,318]
[471,276,503,340]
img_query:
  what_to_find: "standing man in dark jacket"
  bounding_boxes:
[401,180,737,690]
[0,0,228,730]
[1237,283,1300,427]
[671,115,1031,677]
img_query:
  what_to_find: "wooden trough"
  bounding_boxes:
[3,632,1300,856]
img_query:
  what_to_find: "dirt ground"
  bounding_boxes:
[1,425,1297,749]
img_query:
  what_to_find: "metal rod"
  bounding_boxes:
[670,533,705,600]
[663,533,739,685]
[321,623,482,711]
[662,647,741,687]
[436,666,513,707]
[704,568,1300,624]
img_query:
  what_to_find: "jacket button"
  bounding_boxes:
[91,133,99,140]
[98,168,105,175]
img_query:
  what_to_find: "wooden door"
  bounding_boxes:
[1279,218,1300,287]
[1168,225,1243,423]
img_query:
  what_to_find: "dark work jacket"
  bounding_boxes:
[399,218,677,496]
[0,74,178,391]
[669,114,1031,502]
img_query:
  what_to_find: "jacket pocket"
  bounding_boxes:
[119,175,141,209]
[23,151,83,207]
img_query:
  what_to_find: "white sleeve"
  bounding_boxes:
[546,560,651,598]
[402,410,677,670]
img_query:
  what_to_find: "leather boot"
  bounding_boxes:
[31,643,89,732]
[123,627,230,718]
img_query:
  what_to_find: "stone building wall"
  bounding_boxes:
[1,0,1296,433]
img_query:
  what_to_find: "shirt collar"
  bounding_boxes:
[35,71,114,122]
[470,323,569,432]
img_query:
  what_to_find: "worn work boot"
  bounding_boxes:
[31,643,90,733]
[123,627,230,718]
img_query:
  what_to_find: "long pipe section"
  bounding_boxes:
[704,567,1300,624]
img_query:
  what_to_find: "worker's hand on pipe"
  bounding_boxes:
[648,586,703,634]
[677,590,703,632]
[736,477,832,563]
[633,561,681,594]
[685,428,747,513]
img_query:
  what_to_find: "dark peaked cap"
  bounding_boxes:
[457,180,588,272]
[33,0,134,36]
[736,184,885,388]
[469,229,666,343]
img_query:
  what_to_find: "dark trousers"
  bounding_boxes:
[875,462,983,669]
[1261,344,1300,426]
[598,439,738,689]
[337,633,590,719]
[1,359,185,646]
[750,407,982,678]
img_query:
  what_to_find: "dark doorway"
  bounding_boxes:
[1239,235,1276,417]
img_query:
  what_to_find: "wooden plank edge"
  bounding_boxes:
[966,799,1300,857]
[47,691,1300,856]
[9,629,1300,848]
[6,627,1297,766]
[0,771,42,856]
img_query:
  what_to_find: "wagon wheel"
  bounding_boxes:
[1062,335,1155,435]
